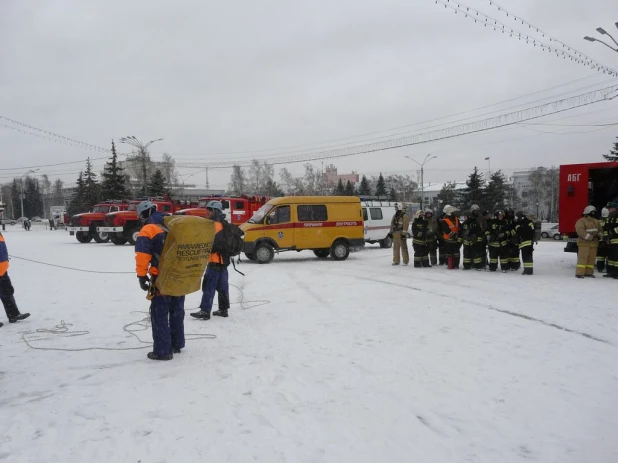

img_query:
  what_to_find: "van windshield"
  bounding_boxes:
[248,204,274,223]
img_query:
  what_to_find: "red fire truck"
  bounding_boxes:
[67,200,130,243]
[174,195,270,224]
[559,161,618,252]
[96,196,197,245]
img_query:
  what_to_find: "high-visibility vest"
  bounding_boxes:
[443,217,459,240]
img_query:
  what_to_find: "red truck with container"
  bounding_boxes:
[67,200,130,243]
[559,161,618,252]
[174,195,270,224]
[96,196,196,245]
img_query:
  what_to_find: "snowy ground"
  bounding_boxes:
[1,224,617,463]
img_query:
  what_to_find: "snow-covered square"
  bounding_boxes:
[1,225,617,463]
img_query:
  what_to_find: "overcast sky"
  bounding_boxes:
[1,0,617,190]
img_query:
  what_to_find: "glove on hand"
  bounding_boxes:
[138,275,150,291]
[584,233,593,241]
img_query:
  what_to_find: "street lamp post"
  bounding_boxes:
[20,169,39,219]
[405,154,438,210]
[119,136,163,195]
[584,23,618,52]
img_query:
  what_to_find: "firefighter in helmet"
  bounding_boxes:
[411,210,430,268]
[461,204,484,270]
[603,202,618,279]
[597,207,609,273]
[424,208,439,266]
[439,205,461,269]
[514,211,535,275]
[504,207,520,271]
[575,205,601,278]
[486,210,510,272]
[390,203,410,266]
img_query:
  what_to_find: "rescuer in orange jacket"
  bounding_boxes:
[135,201,185,360]
[191,200,231,320]
[0,232,31,327]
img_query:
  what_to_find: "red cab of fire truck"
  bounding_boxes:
[174,195,270,224]
[67,200,130,243]
[96,197,192,245]
[559,161,618,252]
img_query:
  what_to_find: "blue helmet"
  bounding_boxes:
[206,200,223,211]
[137,200,156,218]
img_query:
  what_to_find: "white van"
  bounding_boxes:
[361,200,397,248]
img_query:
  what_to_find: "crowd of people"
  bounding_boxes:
[389,201,618,279]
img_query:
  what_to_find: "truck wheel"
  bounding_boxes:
[76,231,93,243]
[330,240,350,261]
[244,253,255,261]
[313,249,330,258]
[93,230,110,243]
[254,244,274,264]
[379,235,393,248]
[127,227,140,245]
[111,235,127,245]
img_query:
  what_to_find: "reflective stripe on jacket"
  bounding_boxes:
[134,212,168,277]
[0,233,8,277]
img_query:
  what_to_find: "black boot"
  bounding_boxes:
[147,352,173,361]
[8,313,30,323]
[0,322,3,328]
[173,348,181,354]
[213,309,228,317]
[190,310,210,320]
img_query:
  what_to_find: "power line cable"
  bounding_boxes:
[431,0,617,77]
[173,84,618,169]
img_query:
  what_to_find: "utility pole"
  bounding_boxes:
[405,154,438,210]
[119,136,163,196]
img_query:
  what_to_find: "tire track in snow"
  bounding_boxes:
[323,268,610,345]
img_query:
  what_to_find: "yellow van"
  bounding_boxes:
[240,196,365,264]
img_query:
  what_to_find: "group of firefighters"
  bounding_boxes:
[389,201,618,278]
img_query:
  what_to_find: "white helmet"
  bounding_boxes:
[443,204,452,214]
[415,210,424,219]
[583,205,596,216]
[601,207,609,218]
[470,204,480,212]
[424,208,433,215]
[394,202,401,211]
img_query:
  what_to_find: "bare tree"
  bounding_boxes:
[524,167,559,221]
[161,153,179,191]
[228,165,248,195]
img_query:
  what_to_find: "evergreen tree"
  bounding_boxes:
[602,136,618,161]
[458,167,485,210]
[101,141,128,200]
[67,171,85,215]
[344,180,355,196]
[358,175,371,196]
[375,173,387,197]
[83,158,100,207]
[436,181,459,211]
[334,178,345,195]
[388,187,397,201]
[148,169,167,196]
[24,177,44,217]
[484,170,509,212]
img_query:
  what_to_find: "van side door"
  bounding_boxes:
[296,204,328,249]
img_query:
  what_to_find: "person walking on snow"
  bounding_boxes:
[134,201,185,360]
[390,203,410,266]
[575,205,601,279]
[0,232,31,327]
[191,201,231,320]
